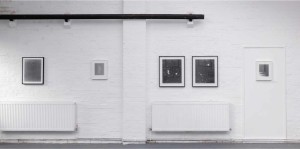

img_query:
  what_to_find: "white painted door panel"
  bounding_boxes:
[244,47,286,139]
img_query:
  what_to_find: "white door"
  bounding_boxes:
[244,47,286,139]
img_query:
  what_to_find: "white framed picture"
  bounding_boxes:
[256,61,273,81]
[159,56,185,87]
[22,57,44,85]
[192,56,218,87]
[91,60,108,80]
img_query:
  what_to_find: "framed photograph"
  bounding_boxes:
[159,56,185,87]
[192,56,218,87]
[91,60,108,80]
[256,61,273,81]
[22,57,44,85]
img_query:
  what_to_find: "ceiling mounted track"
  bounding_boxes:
[0,14,204,22]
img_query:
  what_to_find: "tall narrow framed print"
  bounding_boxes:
[159,56,185,87]
[22,57,44,85]
[192,56,218,87]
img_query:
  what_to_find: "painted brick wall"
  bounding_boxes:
[0,1,123,140]
[0,0,300,143]
[146,1,300,140]
[122,0,147,143]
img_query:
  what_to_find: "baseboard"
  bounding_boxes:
[1,139,300,144]
[147,139,300,144]
[0,138,122,144]
[122,139,146,145]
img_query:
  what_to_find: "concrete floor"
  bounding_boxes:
[1,143,300,149]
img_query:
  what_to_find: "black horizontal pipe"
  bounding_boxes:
[0,14,204,21]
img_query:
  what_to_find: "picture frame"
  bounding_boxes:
[22,57,44,85]
[192,56,218,87]
[256,61,273,81]
[91,60,108,80]
[159,56,185,87]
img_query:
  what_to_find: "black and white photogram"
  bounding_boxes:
[159,56,185,87]
[91,60,108,80]
[256,61,273,81]
[95,63,105,75]
[163,59,182,83]
[22,57,44,85]
[192,56,218,87]
[259,64,269,77]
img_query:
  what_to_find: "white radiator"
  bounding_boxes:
[151,102,230,132]
[0,101,76,131]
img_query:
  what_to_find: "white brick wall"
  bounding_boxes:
[0,1,123,140]
[146,1,300,141]
[0,0,300,143]
[122,0,147,142]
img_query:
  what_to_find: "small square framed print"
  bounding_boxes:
[256,61,273,81]
[159,56,185,87]
[22,57,44,85]
[192,56,218,87]
[91,60,108,80]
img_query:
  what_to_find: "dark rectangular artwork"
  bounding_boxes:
[192,56,218,87]
[91,60,108,80]
[22,57,44,85]
[259,64,269,77]
[195,59,215,83]
[159,56,185,87]
[162,59,182,83]
[256,61,272,81]
[24,59,42,82]
[94,63,105,75]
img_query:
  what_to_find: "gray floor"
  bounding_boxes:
[1,143,300,149]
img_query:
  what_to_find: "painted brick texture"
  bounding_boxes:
[0,0,300,143]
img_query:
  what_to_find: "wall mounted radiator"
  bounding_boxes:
[151,102,230,132]
[0,101,76,131]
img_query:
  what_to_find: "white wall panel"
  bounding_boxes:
[244,47,286,139]
[122,0,147,142]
